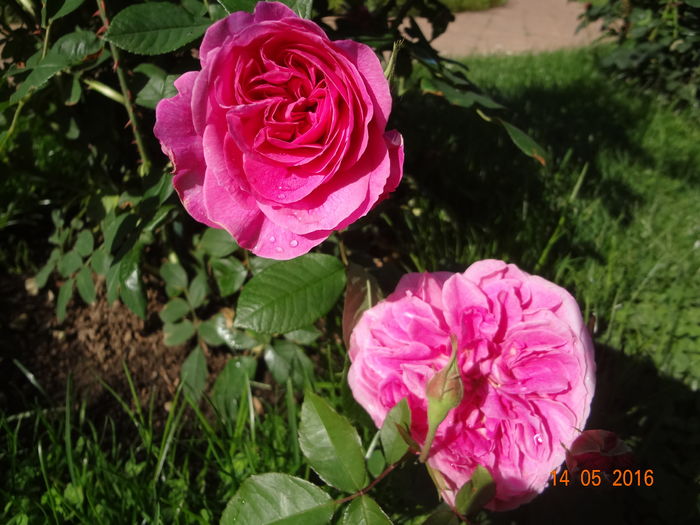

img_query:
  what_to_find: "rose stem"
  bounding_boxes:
[333,450,414,506]
[95,0,152,176]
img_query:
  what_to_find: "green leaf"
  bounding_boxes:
[454,465,496,517]
[264,341,314,389]
[213,313,258,350]
[74,230,94,256]
[298,391,368,492]
[119,245,146,319]
[133,63,178,109]
[420,505,461,525]
[340,496,392,525]
[159,297,190,323]
[421,77,504,110]
[65,76,82,106]
[199,228,238,257]
[161,261,188,295]
[217,0,257,14]
[57,278,74,322]
[63,482,84,507]
[211,356,256,422]
[235,254,346,333]
[10,29,101,104]
[75,266,96,304]
[284,325,321,345]
[279,0,313,18]
[188,271,209,309]
[91,246,111,276]
[52,30,102,63]
[104,3,211,55]
[198,316,225,346]
[211,257,247,297]
[220,473,334,525]
[342,263,383,348]
[58,250,82,277]
[9,57,68,105]
[366,449,386,479]
[50,0,86,22]
[105,260,120,304]
[249,256,279,275]
[380,399,412,465]
[499,119,548,166]
[36,249,60,288]
[686,0,700,7]
[164,320,196,346]
[181,346,208,402]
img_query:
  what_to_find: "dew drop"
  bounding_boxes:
[268,236,276,243]
[277,194,286,200]
[289,239,299,247]
[533,433,543,444]
[275,246,283,253]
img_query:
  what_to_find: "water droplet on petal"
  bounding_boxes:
[534,433,543,444]
[275,246,283,253]
[289,240,299,247]
[277,194,285,200]
[268,236,276,243]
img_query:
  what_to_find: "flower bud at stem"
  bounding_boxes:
[420,334,464,462]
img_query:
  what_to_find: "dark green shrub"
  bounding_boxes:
[582,0,700,105]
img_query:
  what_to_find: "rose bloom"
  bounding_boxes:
[154,1,403,259]
[348,260,596,510]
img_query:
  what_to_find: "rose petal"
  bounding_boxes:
[154,72,218,228]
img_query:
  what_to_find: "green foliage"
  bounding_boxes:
[582,0,700,105]
[180,346,208,402]
[298,391,368,492]
[104,3,211,56]
[220,473,335,524]
[441,0,507,13]
[234,254,347,333]
[380,399,412,464]
[339,495,392,524]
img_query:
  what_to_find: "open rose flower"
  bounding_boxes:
[348,260,596,510]
[154,1,403,259]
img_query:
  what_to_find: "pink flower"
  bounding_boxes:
[154,2,403,260]
[348,260,595,510]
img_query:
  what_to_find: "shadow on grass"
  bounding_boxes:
[393,74,648,235]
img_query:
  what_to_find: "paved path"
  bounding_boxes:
[420,0,602,56]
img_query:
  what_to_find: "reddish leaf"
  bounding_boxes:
[341,263,382,348]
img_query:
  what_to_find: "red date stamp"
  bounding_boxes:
[550,469,654,487]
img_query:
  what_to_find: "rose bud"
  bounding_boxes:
[565,429,634,474]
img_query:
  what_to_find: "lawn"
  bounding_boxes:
[2,46,699,523]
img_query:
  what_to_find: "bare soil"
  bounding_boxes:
[0,273,226,421]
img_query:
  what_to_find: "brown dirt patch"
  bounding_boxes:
[0,273,226,423]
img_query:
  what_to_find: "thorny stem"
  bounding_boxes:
[95,0,151,176]
[333,449,472,524]
[333,451,413,506]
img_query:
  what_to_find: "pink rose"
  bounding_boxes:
[154,1,403,259]
[348,260,595,510]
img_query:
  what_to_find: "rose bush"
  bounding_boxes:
[154,1,403,259]
[348,259,596,510]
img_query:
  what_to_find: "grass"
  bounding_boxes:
[441,0,507,12]
[3,47,700,523]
